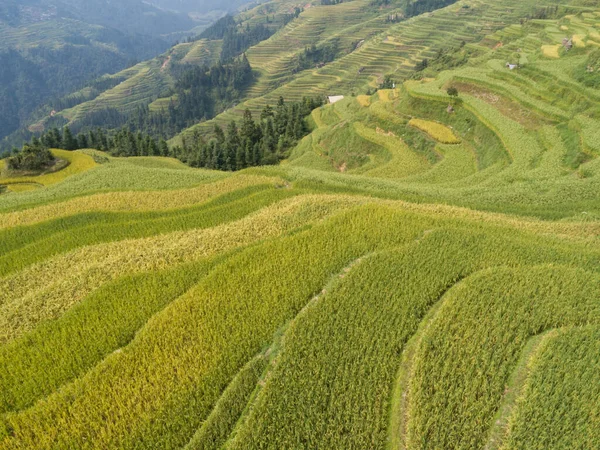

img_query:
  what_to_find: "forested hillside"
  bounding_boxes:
[0,2,297,154]
[0,0,240,152]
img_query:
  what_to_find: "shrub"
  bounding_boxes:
[6,144,55,172]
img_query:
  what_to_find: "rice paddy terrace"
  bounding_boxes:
[1,1,599,449]
[176,0,563,139]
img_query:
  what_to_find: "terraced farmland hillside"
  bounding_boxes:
[39,0,400,137]
[0,1,599,449]
[176,0,569,140]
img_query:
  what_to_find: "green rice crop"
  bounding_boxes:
[404,266,600,450]
[225,226,600,449]
[0,254,230,414]
[0,205,427,449]
[184,354,268,450]
[499,327,600,450]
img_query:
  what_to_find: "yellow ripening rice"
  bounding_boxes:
[6,184,39,193]
[356,95,371,107]
[377,89,396,102]
[408,118,461,144]
[541,44,561,58]
[0,194,368,343]
[0,175,280,230]
[573,35,586,47]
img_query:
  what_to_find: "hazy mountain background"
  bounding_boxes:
[149,0,251,16]
[0,0,245,150]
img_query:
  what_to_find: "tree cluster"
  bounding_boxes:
[198,15,237,40]
[282,7,303,26]
[170,55,253,127]
[19,97,324,172]
[385,13,402,23]
[221,23,273,62]
[405,0,458,18]
[30,125,169,158]
[294,42,339,73]
[179,96,324,170]
[197,14,274,62]
[53,55,254,144]
[5,140,55,172]
[380,74,395,89]
[526,5,560,20]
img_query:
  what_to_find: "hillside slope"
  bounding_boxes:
[0,0,236,149]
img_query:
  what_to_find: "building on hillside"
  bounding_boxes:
[328,95,344,104]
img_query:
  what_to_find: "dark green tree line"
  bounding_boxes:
[17,97,324,171]
[179,96,324,170]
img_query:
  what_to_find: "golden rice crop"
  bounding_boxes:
[0,175,282,230]
[541,44,560,58]
[0,195,367,343]
[377,89,397,102]
[0,255,228,414]
[6,184,38,193]
[408,118,461,144]
[356,95,371,107]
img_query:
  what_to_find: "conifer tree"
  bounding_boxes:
[62,126,78,150]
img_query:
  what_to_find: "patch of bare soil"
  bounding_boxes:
[452,82,546,129]
[376,127,396,137]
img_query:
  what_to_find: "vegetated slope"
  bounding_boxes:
[0,20,171,148]
[0,1,599,450]
[29,0,410,150]
[279,3,600,219]
[174,0,556,140]
[0,0,212,150]
[8,0,298,148]
[0,27,170,148]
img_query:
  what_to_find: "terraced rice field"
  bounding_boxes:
[1,1,599,449]
[176,0,565,141]
[408,118,461,144]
